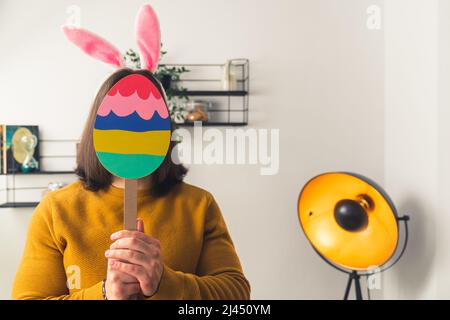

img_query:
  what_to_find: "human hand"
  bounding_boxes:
[106,219,163,297]
[104,258,140,300]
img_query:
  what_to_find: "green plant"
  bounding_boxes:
[156,48,190,123]
[124,46,190,123]
[124,49,141,68]
[156,48,188,81]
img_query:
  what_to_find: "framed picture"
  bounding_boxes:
[1,125,40,173]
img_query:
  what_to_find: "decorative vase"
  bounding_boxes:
[19,134,39,173]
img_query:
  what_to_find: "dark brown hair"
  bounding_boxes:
[75,68,187,196]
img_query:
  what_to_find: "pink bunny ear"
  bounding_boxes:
[62,26,123,68]
[135,4,161,72]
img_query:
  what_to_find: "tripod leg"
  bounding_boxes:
[343,274,353,300]
[354,274,363,300]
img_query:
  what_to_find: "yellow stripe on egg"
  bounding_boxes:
[93,129,171,156]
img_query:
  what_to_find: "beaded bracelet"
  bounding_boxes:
[102,279,108,300]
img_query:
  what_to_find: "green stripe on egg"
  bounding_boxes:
[96,151,166,179]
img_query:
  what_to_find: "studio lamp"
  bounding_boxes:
[297,172,409,300]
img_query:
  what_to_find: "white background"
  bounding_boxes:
[0,0,446,299]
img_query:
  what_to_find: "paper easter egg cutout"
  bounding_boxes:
[93,74,171,179]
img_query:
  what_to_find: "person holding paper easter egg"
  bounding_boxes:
[12,4,250,300]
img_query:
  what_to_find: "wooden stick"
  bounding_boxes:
[124,179,142,299]
[124,179,137,230]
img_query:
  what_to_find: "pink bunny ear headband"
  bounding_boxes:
[62,4,160,72]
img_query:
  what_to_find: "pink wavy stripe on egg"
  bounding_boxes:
[97,91,169,120]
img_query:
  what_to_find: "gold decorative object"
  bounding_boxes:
[185,101,210,122]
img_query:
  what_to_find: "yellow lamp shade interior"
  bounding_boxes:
[298,172,398,270]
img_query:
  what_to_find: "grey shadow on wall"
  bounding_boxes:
[385,195,436,298]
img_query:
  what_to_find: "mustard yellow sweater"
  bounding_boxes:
[12,181,250,300]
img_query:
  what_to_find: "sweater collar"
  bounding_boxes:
[103,184,154,199]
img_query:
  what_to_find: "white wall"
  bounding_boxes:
[382,0,450,300]
[437,0,450,299]
[0,0,386,299]
[383,0,439,299]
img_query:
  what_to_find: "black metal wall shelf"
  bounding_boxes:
[172,90,248,97]
[0,202,39,208]
[178,122,247,127]
[0,170,75,175]
[0,171,76,208]
[0,139,77,209]
[166,59,249,126]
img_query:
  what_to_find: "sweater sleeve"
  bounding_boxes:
[12,195,103,300]
[149,195,251,300]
